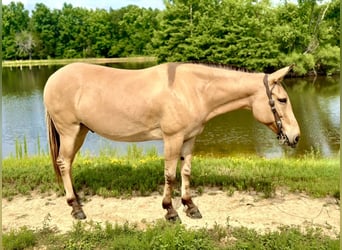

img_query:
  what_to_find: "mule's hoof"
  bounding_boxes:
[72,210,87,220]
[165,213,181,223]
[186,207,202,219]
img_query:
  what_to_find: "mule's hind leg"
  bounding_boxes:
[180,137,202,219]
[57,124,88,219]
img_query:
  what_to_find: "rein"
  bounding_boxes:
[263,74,286,142]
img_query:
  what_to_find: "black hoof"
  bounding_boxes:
[186,207,202,219]
[72,209,87,220]
[165,213,181,223]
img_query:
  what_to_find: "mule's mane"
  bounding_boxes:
[188,61,257,73]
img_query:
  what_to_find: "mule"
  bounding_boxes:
[44,62,300,221]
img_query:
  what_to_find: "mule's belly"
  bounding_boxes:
[92,126,163,142]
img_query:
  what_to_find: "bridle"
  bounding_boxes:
[263,74,288,144]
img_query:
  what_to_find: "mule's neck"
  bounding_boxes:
[200,69,263,122]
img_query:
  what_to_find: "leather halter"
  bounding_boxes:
[263,74,283,137]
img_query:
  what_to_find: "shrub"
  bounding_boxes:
[314,45,340,75]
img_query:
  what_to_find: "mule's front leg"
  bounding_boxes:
[162,135,183,221]
[162,158,180,221]
[180,138,202,219]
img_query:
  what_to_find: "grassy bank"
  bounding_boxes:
[3,220,339,250]
[2,149,339,200]
[2,151,340,249]
[2,56,156,68]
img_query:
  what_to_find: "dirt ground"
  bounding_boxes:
[2,190,340,238]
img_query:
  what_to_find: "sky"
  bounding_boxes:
[2,0,166,12]
[3,0,302,13]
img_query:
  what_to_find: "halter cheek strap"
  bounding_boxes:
[263,74,283,137]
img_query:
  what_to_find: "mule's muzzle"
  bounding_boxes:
[293,135,300,144]
[277,133,299,148]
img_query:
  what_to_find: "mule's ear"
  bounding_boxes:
[269,64,294,84]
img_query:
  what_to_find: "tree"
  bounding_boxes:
[2,2,30,59]
[109,5,160,57]
[15,31,36,59]
[31,3,59,58]
[87,9,112,57]
[153,0,198,62]
[207,0,280,71]
[55,4,89,58]
[154,0,280,71]
[1,0,339,75]
[153,0,339,74]
[274,0,340,75]
[323,0,340,46]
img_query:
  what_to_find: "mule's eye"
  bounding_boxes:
[278,98,287,104]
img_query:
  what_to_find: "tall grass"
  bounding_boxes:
[13,135,47,159]
[14,136,28,159]
[2,145,339,199]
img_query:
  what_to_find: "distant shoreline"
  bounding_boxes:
[2,57,157,68]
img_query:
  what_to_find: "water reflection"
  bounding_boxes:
[2,65,340,158]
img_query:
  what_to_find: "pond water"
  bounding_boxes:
[2,63,340,158]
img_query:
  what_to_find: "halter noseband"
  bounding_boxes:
[263,74,285,140]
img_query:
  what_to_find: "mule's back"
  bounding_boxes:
[44,63,183,141]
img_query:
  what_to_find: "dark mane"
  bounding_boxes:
[188,61,257,73]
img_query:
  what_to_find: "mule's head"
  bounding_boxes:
[252,66,300,147]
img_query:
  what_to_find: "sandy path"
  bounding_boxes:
[2,190,340,238]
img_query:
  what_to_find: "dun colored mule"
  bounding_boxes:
[44,62,300,221]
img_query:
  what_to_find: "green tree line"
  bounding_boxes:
[2,0,340,75]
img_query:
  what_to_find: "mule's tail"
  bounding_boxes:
[46,111,62,183]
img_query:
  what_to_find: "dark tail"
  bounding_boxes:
[46,111,62,183]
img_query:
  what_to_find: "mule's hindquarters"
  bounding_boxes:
[45,111,89,219]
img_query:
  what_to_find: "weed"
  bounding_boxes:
[226,225,340,249]
[15,137,23,159]
[126,143,144,161]
[3,226,37,250]
[23,135,28,157]
[40,213,57,235]
[196,186,204,195]
[36,134,46,156]
[14,135,32,159]
[145,145,159,158]
[2,221,339,249]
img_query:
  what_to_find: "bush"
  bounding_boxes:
[314,45,340,75]
[281,52,315,76]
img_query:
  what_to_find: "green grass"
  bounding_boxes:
[2,226,37,250]
[2,148,339,200]
[191,155,340,198]
[3,220,339,250]
[2,56,156,67]
[2,148,340,249]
